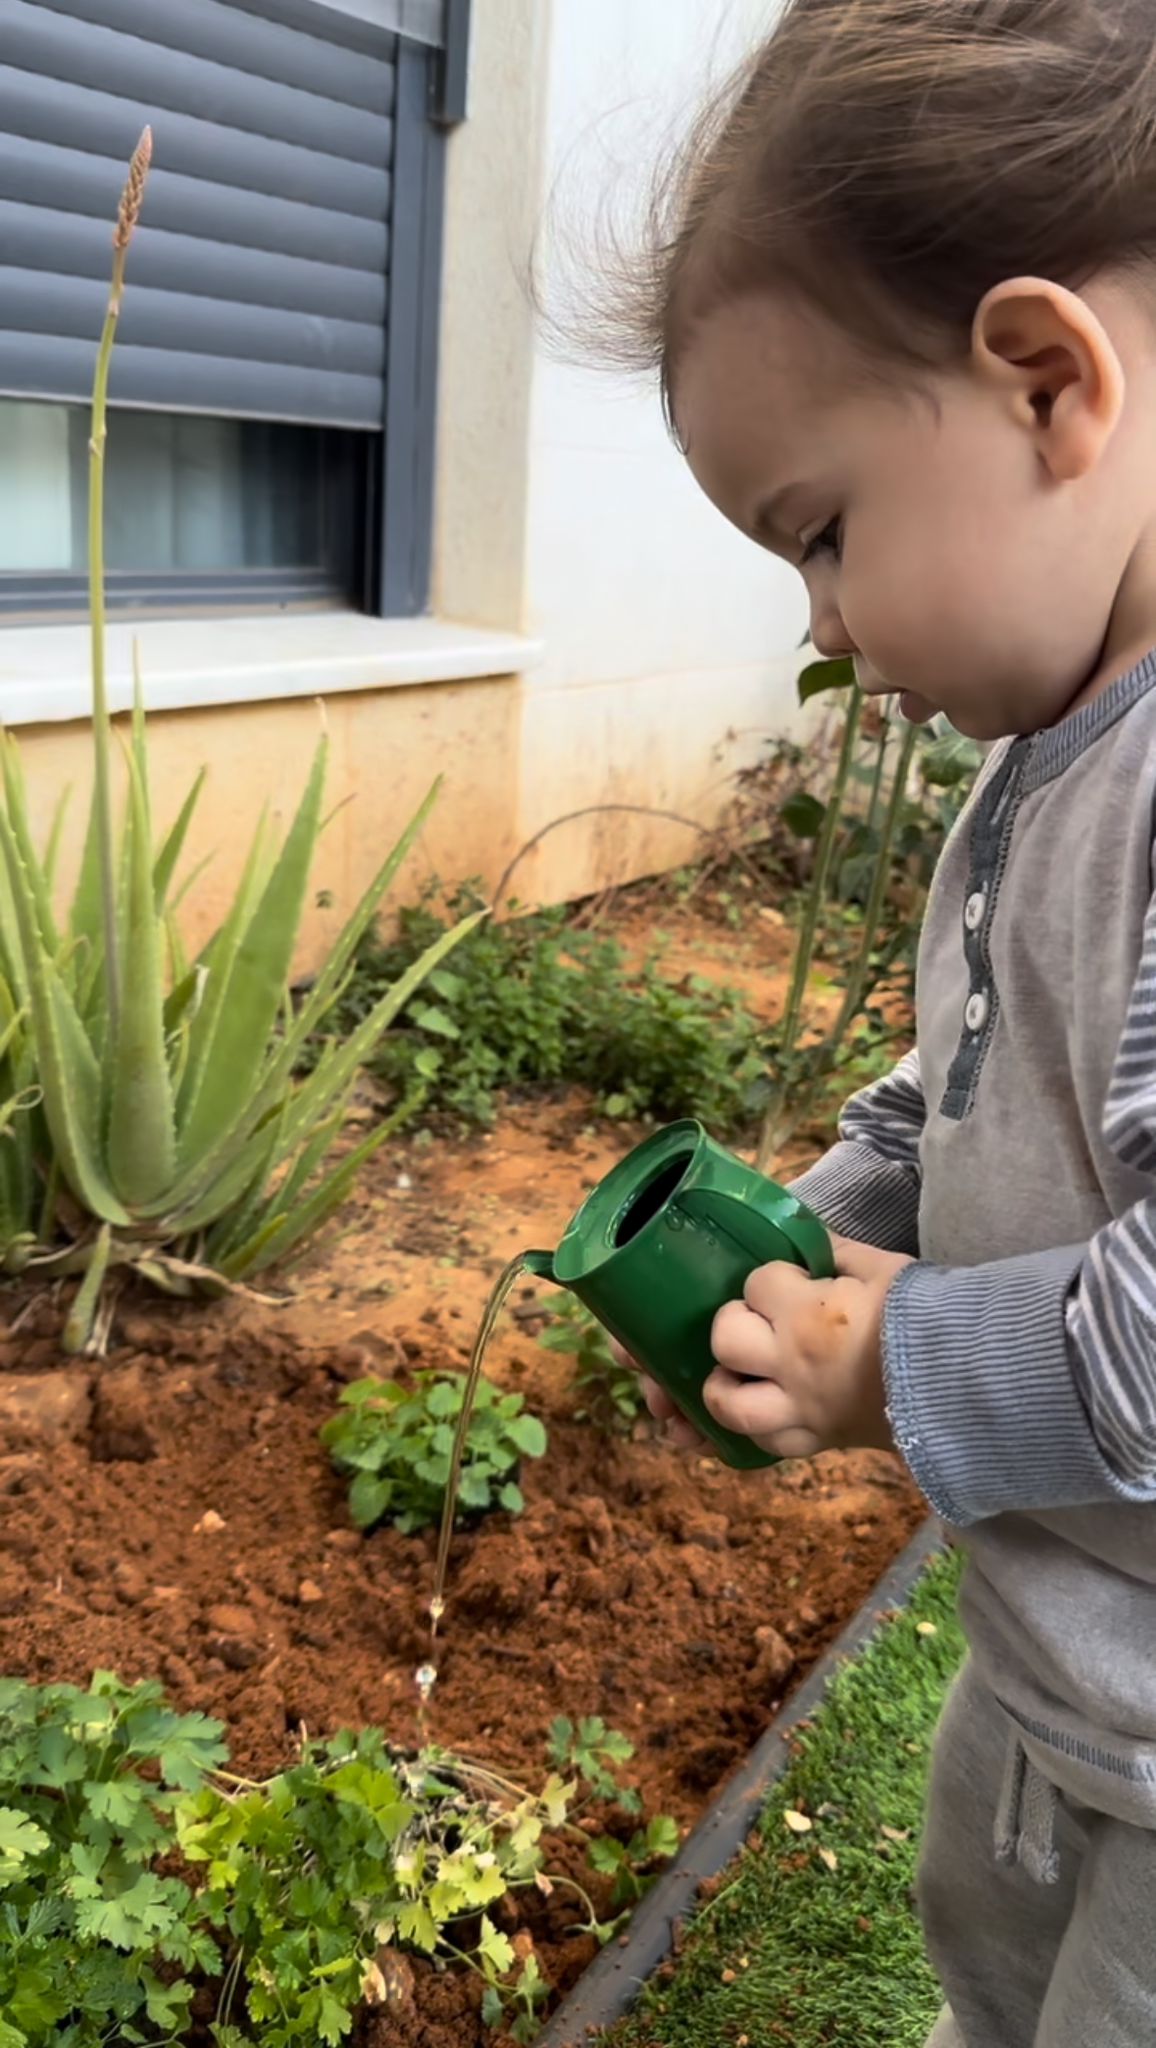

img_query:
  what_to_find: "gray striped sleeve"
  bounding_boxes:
[788,1048,924,1255]
[884,886,1156,1526]
[883,1246,1128,1526]
[1066,884,1156,1487]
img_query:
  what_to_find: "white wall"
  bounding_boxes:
[514,0,807,903]
[432,0,805,908]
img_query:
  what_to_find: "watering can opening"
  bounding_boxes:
[613,1150,695,1248]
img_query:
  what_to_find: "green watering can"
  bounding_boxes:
[524,1120,833,1471]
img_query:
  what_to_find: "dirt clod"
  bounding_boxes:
[0,1369,91,1447]
[90,1364,160,1462]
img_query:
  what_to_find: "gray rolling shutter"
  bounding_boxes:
[0,0,434,429]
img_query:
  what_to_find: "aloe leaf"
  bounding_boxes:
[42,785,71,893]
[0,832,28,1008]
[70,779,103,952]
[0,735,58,954]
[164,1100,286,1236]
[176,739,327,1164]
[161,907,481,1231]
[175,808,270,1129]
[220,1117,399,1280]
[0,811,128,1224]
[62,1223,113,1354]
[206,1086,353,1266]
[294,777,442,1040]
[153,769,206,912]
[200,1125,289,1264]
[264,1095,350,1223]
[272,910,484,1149]
[106,750,176,1207]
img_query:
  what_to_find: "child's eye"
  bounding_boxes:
[800,518,843,566]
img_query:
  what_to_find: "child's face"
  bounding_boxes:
[673,289,1153,739]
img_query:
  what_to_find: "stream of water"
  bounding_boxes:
[415,1251,539,1712]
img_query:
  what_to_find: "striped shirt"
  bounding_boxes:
[792,650,1156,1823]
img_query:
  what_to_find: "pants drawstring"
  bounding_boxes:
[994,1731,1061,1886]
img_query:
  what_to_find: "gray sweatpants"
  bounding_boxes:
[918,1662,1156,2048]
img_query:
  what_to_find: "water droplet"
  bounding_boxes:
[429,1596,445,1626]
[414,1663,437,1703]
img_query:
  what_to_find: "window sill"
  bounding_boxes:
[0,613,544,727]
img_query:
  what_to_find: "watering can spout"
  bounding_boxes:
[522,1249,558,1284]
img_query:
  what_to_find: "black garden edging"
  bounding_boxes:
[539,1517,945,2047]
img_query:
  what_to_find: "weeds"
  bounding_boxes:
[0,1671,675,2047]
[311,889,768,1137]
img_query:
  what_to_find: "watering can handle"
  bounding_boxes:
[682,1184,835,1282]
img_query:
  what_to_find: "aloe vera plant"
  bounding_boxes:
[0,133,479,1350]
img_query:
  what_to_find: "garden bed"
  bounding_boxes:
[0,899,923,2044]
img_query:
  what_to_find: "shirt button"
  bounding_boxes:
[965,890,987,933]
[965,990,990,1034]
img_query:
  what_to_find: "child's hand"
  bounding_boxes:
[608,1339,707,1449]
[706,1236,912,1459]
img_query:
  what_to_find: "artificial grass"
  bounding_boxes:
[610,1546,967,2048]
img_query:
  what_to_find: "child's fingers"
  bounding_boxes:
[712,1298,779,1378]
[642,1372,677,1421]
[607,1335,709,1451]
[642,1373,707,1450]
[703,1367,819,1459]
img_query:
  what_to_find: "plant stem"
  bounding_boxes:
[764,715,919,1159]
[756,686,862,1172]
[88,259,124,1043]
[863,719,890,841]
[88,128,152,1046]
[829,716,919,1053]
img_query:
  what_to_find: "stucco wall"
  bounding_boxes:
[10,677,521,972]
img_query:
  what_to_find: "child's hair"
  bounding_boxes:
[608,0,1156,421]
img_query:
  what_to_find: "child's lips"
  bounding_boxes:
[898,690,937,725]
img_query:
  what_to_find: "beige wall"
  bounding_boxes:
[432,0,550,632]
[13,678,521,975]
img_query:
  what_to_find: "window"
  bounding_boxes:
[0,398,369,618]
[0,0,469,624]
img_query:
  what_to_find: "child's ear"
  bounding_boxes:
[971,277,1125,482]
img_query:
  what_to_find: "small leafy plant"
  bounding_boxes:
[320,1373,548,1533]
[178,1728,571,2047]
[548,1717,679,1919]
[0,1671,227,2047]
[538,1295,647,1436]
[0,1672,677,2047]
[549,1715,640,1812]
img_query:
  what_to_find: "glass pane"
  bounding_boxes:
[0,400,330,575]
[0,403,73,570]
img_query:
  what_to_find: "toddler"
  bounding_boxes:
[606,2,1156,2042]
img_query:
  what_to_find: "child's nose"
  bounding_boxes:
[810,604,857,660]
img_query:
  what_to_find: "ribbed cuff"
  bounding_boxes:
[883,1244,1123,1526]
[789,1140,922,1256]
